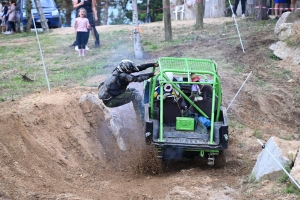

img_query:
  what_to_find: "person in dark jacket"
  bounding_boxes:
[98,60,159,122]
[71,0,100,48]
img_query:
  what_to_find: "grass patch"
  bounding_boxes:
[248,172,257,184]
[269,53,281,60]
[277,165,291,183]
[151,44,158,50]
[284,183,300,195]
[253,129,262,139]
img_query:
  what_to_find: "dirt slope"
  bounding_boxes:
[0,87,298,199]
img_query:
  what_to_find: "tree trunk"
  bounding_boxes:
[33,0,49,32]
[103,0,109,25]
[195,0,205,29]
[132,0,144,59]
[254,0,268,20]
[163,0,172,41]
[25,16,32,32]
[65,9,72,27]
[25,0,32,32]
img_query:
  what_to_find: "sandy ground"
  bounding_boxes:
[1,18,300,199]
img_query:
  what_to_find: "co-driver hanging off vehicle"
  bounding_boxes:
[98,60,159,123]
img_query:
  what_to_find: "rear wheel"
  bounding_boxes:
[213,150,227,168]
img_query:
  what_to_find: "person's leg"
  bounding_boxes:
[70,32,77,47]
[5,17,8,32]
[76,32,82,56]
[233,0,240,15]
[275,3,279,18]
[70,10,78,47]
[279,3,283,15]
[11,22,15,33]
[81,32,88,56]
[92,25,100,48]
[241,0,246,15]
[102,88,144,122]
[291,0,295,12]
[87,12,99,48]
[6,21,10,32]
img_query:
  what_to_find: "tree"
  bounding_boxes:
[55,0,75,27]
[25,0,32,32]
[139,0,163,22]
[163,0,172,41]
[103,0,110,25]
[132,0,144,59]
[195,0,205,29]
[254,0,268,20]
[34,0,49,32]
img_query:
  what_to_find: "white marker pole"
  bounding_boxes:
[32,14,51,92]
[227,71,252,111]
[228,0,245,53]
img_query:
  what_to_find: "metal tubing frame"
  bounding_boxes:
[149,67,222,144]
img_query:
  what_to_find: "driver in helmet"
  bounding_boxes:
[98,60,159,122]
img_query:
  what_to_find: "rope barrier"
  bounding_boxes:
[254,6,299,10]
[133,0,204,12]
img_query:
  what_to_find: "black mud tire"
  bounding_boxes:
[213,150,227,168]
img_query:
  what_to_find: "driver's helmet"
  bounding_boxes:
[116,60,139,73]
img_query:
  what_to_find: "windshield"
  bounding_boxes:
[23,0,56,9]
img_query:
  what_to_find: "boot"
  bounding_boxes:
[70,41,77,47]
[93,28,100,48]
[94,40,100,48]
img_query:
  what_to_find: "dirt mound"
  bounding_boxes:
[0,87,173,199]
[0,88,106,198]
[0,81,298,199]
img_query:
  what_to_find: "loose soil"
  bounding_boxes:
[1,18,300,199]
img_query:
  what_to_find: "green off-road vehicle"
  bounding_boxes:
[143,57,229,166]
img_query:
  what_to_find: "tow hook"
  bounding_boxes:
[207,155,215,166]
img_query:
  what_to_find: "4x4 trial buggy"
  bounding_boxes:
[143,57,229,166]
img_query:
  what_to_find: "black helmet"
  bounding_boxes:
[116,60,139,73]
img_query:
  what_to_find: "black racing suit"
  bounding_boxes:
[98,63,156,122]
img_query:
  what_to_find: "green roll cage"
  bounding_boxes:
[148,57,223,144]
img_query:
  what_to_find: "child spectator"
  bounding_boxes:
[1,2,8,34]
[5,0,16,34]
[74,8,90,57]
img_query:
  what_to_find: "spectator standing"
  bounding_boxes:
[275,0,286,19]
[74,8,90,57]
[5,0,16,34]
[71,0,100,48]
[1,2,8,33]
[232,0,247,18]
[291,0,297,12]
